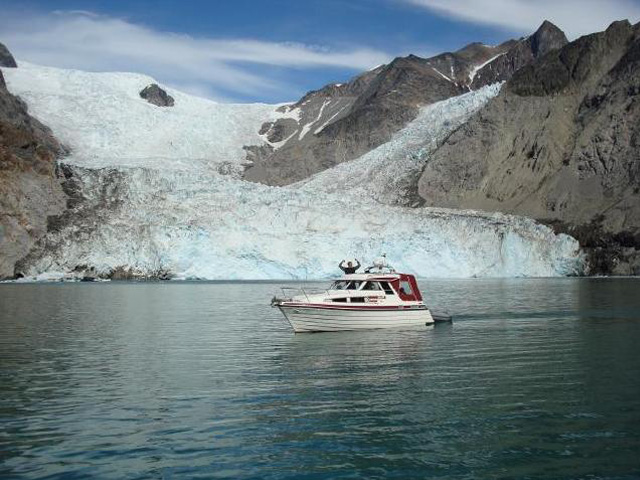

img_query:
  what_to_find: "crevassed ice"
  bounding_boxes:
[4,64,585,279]
[26,168,583,279]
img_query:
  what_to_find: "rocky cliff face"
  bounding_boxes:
[0,42,17,68]
[244,23,564,186]
[418,20,640,274]
[0,51,67,279]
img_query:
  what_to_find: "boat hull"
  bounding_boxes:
[277,304,434,333]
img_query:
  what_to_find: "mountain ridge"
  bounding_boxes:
[418,20,640,274]
[243,21,567,186]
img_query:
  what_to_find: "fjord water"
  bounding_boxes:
[1,279,639,479]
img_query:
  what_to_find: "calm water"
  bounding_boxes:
[1,278,639,480]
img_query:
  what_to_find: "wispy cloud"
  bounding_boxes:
[402,0,640,39]
[0,10,392,102]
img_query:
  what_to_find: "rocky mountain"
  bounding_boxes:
[0,42,17,68]
[469,20,567,89]
[244,21,567,186]
[418,20,640,274]
[0,50,66,278]
[140,83,175,107]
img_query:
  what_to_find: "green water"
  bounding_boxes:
[1,278,639,479]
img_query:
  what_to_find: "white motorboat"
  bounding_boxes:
[272,260,437,333]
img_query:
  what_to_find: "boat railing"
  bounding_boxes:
[279,286,329,303]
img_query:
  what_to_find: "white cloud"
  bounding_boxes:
[0,10,392,102]
[403,0,640,39]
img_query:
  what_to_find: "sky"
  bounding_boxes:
[1,0,639,103]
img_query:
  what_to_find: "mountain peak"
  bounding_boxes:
[603,19,633,41]
[538,19,561,31]
[606,19,632,32]
[394,53,427,65]
[530,20,568,57]
[0,42,17,68]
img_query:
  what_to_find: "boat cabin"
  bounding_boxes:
[328,273,423,303]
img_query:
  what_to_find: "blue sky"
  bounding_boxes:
[1,0,639,102]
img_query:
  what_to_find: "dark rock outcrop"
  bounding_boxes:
[470,20,568,89]
[244,22,566,186]
[140,83,175,107]
[0,49,67,278]
[0,42,17,68]
[418,20,640,274]
[15,164,124,278]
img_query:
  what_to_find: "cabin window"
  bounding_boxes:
[362,281,381,291]
[350,297,365,303]
[332,298,347,302]
[399,281,413,296]
[346,281,362,290]
[379,281,394,295]
[331,281,349,290]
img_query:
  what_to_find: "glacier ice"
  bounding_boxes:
[295,84,503,206]
[3,63,585,279]
[21,167,583,279]
[4,62,283,171]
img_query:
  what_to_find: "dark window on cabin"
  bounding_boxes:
[350,297,365,303]
[332,298,347,302]
[362,281,381,290]
[399,281,413,296]
[379,281,394,294]
[346,281,361,290]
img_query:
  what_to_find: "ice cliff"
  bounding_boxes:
[3,63,585,279]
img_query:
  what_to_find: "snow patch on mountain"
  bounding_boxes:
[315,104,349,135]
[299,99,329,139]
[432,67,453,83]
[469,53,506,83]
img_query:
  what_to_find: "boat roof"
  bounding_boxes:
[337,272,406,281]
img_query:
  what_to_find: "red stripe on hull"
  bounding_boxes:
[279,303,427,311]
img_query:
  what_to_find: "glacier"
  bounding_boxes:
[3,63,585,279]
[5,62,282,172]
[294,84,503,206]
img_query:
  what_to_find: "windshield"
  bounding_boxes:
[331,281,349,290]
[330,280,362,290]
